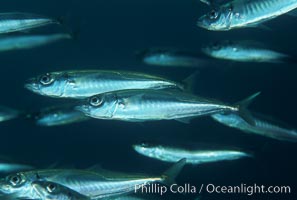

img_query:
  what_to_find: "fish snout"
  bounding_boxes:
[0,183,12,194]
[75,104,90,115]
[24,78,39,92]
[196,20,204,29]
[197,17,208,29]
[31,182,45,197]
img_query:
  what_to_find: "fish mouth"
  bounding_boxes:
[31,183,44,198]
[24,78,39,92]
[196,21,204,28]
[133,145,146,153]
[0,184,12,194]
[197,17,216,30]
[196,17,207,29]
[75,105,90,115]
[200,46,209,54]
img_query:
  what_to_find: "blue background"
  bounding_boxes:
[0,0,296,199]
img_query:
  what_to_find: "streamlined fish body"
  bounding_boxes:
[25,70,183,99]
[198,0,297,30]
[0,12,59,34]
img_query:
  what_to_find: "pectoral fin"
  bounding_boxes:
[175,117,195,124]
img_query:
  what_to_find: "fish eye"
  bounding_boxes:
[46,183,57,193]
[90,96,103,107]
[39,73,54,85]
[212,42,221,50]
[141,142,149,147]
[209,10,218,19]
[212,42,220,49]
[9,175,22,186]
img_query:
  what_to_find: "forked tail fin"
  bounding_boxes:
[161,158,187,186]
[182,71,199,93]
[234,92,261,125]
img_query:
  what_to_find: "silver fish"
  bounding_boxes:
[0,159,186,199]
[0,33,71,52]
[0,106,19,122]
[32,182,155,200]
[202,40,289,63]
[32,180,90,200]
[76,90,259,123]
[138,48,209,68]
[133,143,252,164]
[32,105,89,127]
[197,0,297,31]
[24,70,183,99]
[212,112,297,142]
[0,162,33,174]
[0,12,60,34]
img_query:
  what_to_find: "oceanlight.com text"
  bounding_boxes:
[205,183,291,196]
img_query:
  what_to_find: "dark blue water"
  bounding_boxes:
[0,1,296,199]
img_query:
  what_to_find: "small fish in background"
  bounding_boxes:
[0,33,72,52]
[133,143,252,164]
[29,105,89,127]
[0,160,33,174]
[197,0,297,31]
[32,180,90,200]
[0,159,186,199]
[24,70,185,99]
[212,112,297,142]
[137,48,211,68]
[76,89,259,123]
[0,106,20,123]
[199,0,229,6]
[202,40,290,63]
[0,12,61,34]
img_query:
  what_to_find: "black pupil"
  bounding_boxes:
[211,11,216,17]
[48,184,56,191]
[213,42,219,49]
[42,76,49,83]
[91,97,99,104]
[12,176,19,183]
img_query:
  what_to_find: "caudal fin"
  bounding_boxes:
[236,92,261,109]
[182,71,199,93]
[161,158,186,186]
[234,92,261,125]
